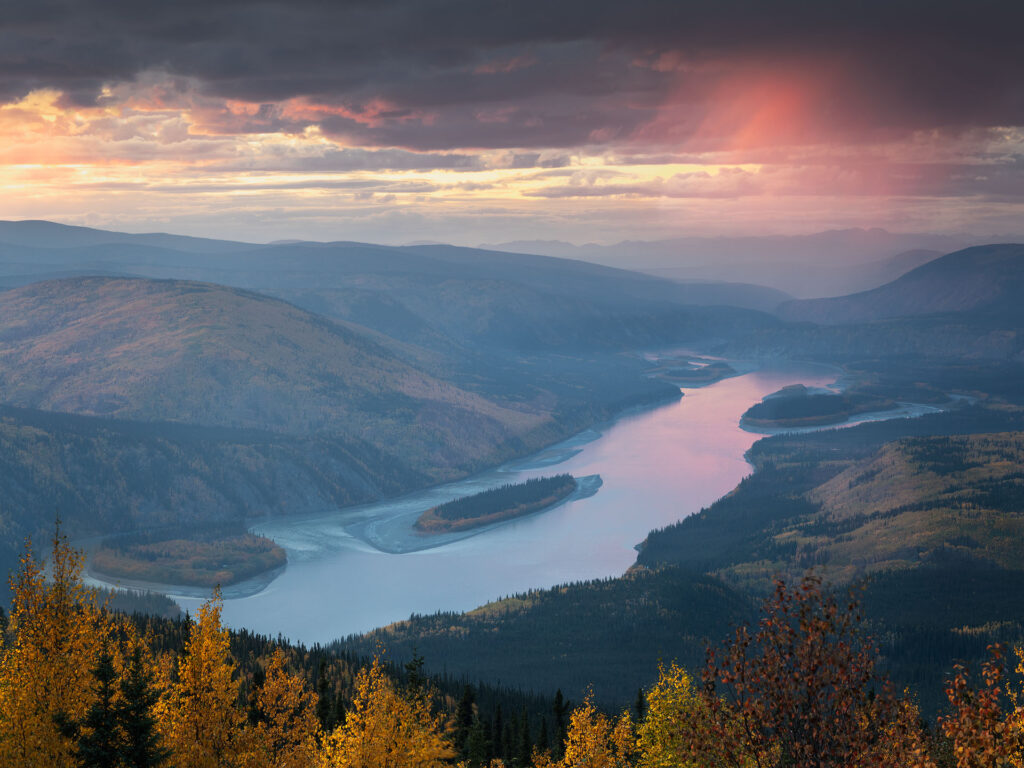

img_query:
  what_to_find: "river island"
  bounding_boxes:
[416,474,578,533]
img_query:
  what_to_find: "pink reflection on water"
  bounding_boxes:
[180,363,841,642]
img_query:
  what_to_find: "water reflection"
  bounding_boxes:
[169,363,842,643]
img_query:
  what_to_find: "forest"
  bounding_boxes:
[3,530,1022,768]
[416,476,577,533]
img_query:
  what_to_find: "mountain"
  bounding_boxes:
[0,276,576,480]
[0,221,775,356]
[484,229,980,298]
[0,275,683,576]
[0,219,254,253]
[777,244,1024,325]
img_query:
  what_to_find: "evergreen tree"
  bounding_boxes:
[404,650,427,701]
[480,715,494,763]
[117,644,170,768]
[492,704,503,763]
[316,663,335,732]
[453,685,475,753]
[517,706,531,766]
[331,693,347,730]
[634,686,646,722]
[58,642,121,768]
[552,689,570,757]
[465,719,490,767]
[247,664,266,726]
[502,711,515,764]
[537,717,549,755]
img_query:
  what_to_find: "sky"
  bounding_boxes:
[2,0,1023,245]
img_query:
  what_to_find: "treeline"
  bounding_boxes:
[419,475,576,531]
[343,568,754,705]
[5,533,1022,767]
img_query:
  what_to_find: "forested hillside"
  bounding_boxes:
[5,531,1021,768]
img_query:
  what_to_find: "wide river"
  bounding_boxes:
[154,362,923,644]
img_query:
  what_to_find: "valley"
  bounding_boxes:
[4,222,1024,742]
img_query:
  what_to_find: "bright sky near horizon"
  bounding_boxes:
[2,1,1023,245]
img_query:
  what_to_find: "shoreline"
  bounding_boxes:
[83,356,875,605]
[81,373,686,597]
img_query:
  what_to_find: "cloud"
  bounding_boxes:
[0,1,1020,152]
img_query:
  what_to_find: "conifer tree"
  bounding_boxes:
[117,641,169,768]
[404,650,427,700]
[537,718,549,756]
[492,704,503,762]
[57,641,121,768]
[465,718,490,767]
[453,685,475,753]
[517,706,531,766]
[552,690,569,758]
[633,688,646,723]
[316,662,335,732]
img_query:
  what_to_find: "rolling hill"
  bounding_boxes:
[0,276,575,479]
[777,244,1024,325]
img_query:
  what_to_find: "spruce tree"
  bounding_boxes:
[517,706,531,766]
[480,714,494,763]
[404,650,427,700]
[454,685,475,753]
[316,662,336,732]
[635,686,647,722]
[492,704,503,763]
[60,643,121,768]
[537,717,549,754]
[553,689,570,757]
[465,719,490,767]
[247,663,266,726]
[503,711,516,764]
[117,645,170,768]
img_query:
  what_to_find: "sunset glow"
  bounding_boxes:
[1,2,1022,243]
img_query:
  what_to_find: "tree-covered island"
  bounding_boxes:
[416,474,578,533]
[741,384,896,429]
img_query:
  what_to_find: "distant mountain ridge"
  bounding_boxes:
[482,229,989,298]
[0,219,255,253]
[777,244,1024,325]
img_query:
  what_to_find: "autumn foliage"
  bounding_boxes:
[2,533,1023,768]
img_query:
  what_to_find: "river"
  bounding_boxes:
[105,362,930,644]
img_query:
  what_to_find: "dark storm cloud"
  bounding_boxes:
[2,0,1023,149]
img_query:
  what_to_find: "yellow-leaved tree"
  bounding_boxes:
[557,695,634,768]
[0,529,106,768]
[318,655,455,768]
[244,647,322,768]
[635,663,719,768]
[159,589,244,768]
